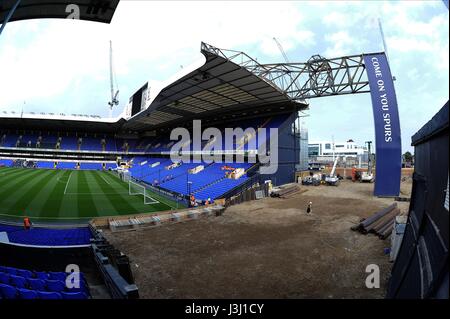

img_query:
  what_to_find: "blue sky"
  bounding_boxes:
[0,1,448,153]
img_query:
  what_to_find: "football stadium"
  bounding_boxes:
[0,0,448,306]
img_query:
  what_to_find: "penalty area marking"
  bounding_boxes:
[99,173,111,185]
[63,171,73,195]
[64,192,129,195]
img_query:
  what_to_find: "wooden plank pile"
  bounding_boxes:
[351,203,403,239]
[108,205,226,232]
[270,184,301,198]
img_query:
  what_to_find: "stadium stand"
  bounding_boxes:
[0,113,288,153]
[159,162,252,198]
[79,162,103,170]
[124,156,255,200]
[36,161,55,169]
[57,162,78,169]
[0,265,89,299]
[0,159,13,167]
[60,136,79,150]
[0,224,92,246]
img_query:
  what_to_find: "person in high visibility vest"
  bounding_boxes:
[190,194,196,207]
[351,167,357,182]
[23,217,32,230]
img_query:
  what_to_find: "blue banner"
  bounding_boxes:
[363,53,402,196]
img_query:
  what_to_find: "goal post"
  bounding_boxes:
[119,170,131,182]
[128,180,159,205]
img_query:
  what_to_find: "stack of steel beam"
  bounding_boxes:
[351,203,401,239]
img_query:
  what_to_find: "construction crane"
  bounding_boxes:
[361,141,375,183]
[273,37,290,63]
[378,18,396,81]
[325,156,340,186]
[108,40,119,118]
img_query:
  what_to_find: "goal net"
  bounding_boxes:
[118,170,131,182]
[128,180,159,205]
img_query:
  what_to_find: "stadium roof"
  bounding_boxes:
[0,0,120,25]
[0,42,309,134]
[0,112,124,133]
[123,42,307,131]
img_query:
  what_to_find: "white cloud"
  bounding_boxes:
[323,31,362,57]
[0,1,316,111]
[0,0,447,154]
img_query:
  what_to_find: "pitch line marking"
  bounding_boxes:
[64,192,129,195]
[99,173,111,185]
[64,171,73,195]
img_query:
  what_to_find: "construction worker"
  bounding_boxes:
[190,194,196,207]
[351,166,357,182]
[23,216,32,230]
[306,202,312,214]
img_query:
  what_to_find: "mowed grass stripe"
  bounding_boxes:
[9,169,62,217]
[103,171,174,212]
[36,170,72,219]
[89,171,141,215]
[59,171,79,218]
[77,170,99,217]
[105,171,179,210]
[0,167,42,183]
[0,167,18,175]
[0,169,47,201]
[0,167,42,186]
[0,168,176,219]
[1,169,55,216]
[82,171,118,216]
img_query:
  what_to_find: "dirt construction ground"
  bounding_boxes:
[104,179,412,299]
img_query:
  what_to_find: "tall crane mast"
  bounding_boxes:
[273,37,290,63]
[366,141,373,174]
[378,18,396,81]
[108,40,119,118]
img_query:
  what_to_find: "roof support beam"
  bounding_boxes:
[201,42,375,102]
[0,0,21,37]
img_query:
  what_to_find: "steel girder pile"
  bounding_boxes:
[351,203,402,239]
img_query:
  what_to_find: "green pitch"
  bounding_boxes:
[0,167,179,221]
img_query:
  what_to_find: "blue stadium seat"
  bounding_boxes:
[9,275,27,288]
[17,269,33,278]
[36,161,55,169]
[0,283,17,299]
[61,291,88,300]
[0,272,9,284]
[0,265,91,299]
[46,279,65,292]
[49,271,67,281]
[34,271,50,280]
[27,278,46,291]
[0,223,93,246]
[37,291,62,300]
[4,267,17,276]
[18,288,39,300]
